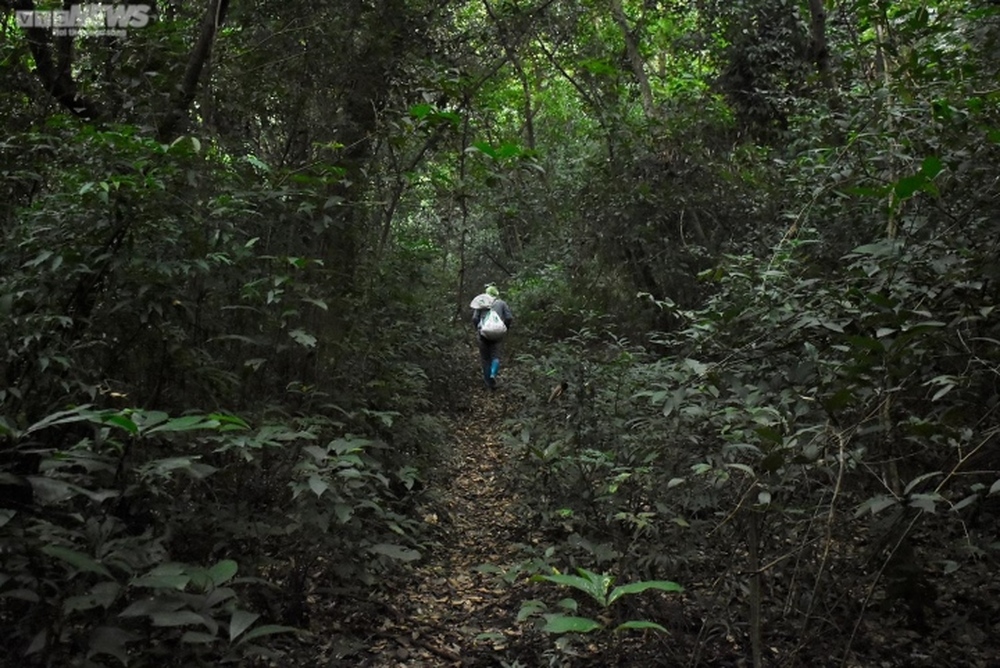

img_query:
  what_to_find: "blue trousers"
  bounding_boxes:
[478,336,501,386]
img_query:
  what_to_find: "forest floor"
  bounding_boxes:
[305,356,539,667]
[291,353,1000,668]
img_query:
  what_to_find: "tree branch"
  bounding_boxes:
[156,0,229,141]
[609,0,657,121]
[7,0,105,120]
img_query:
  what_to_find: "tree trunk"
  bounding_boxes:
[11,0,105,120]
[806,0,836,91]
[609,0,656,122]
[156,0,229,141]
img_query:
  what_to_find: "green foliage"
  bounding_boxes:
[4,0,1000,663]
[0,406,297,665]
[516,565,681,663]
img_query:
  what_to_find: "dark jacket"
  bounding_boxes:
[473,298,513,333]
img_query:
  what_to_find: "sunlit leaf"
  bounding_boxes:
[289,329,317,348]
[208,560,238,586]
[607,580,683,605]
[541,614,602,634]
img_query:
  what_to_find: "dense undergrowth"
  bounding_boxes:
[3,0,1000,665]
[497,192,1000,665]
[0,119,467,665]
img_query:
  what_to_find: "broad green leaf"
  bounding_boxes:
[23,250,53,268]
[579,57,618,76]
[42,545,112,578]
[725,463,755,477]
[26,629,47,656]
[536,573,609,605]
[433,110,461,125]
[848,241,901,258]
[556,598,578,611]
[229,609,260,641]
[206,413,250,429]
[334,503,353,523]
[208,560,238,586]
[854,495,898,517]
[608,580,683,605]
[893,174,927,199]
[951,494,980,513]
[64,582,120,613]
[576,567,613,601]
[989,479,1000,495]
[119,597,186,617]
[909,493,943,513]
[151,610,210,628]
[470,141,498,158]
[134,410,170,430]
[541,614,602,634]
[204,587,237,609]
[246,155,270,172]
[26,405,95,434]
[903,471,943,495]
[496,141,522,159]
[146,415,220,433]
[302,297,328,311]
[517,599,547,622]
[1,588,40,602]
[409,103,433,119]
[303,445,327,462]
[614,620,667,632]
[131,574,191,590]
[102,414,138,434]
[289,329,317,348]
[236,624,297,645]
[87,626,140,664]
[921,156,943,179]
[181,631,216,644]
[308,475,329,497]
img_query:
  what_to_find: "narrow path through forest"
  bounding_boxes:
[355,359,530,667]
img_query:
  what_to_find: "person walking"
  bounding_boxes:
[471,284,513,390]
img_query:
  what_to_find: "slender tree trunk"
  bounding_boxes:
[609,0,656,121]
[11,0,105,120]
[482,0,536,149]
[748,508,763,668]
[872,10,899,239]
[455,108,472,320]
[156,0,229,140]
[807,0,836,92]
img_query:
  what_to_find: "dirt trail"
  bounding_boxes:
[360,377,529,667]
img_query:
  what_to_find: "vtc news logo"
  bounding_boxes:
[14,3,152,36]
